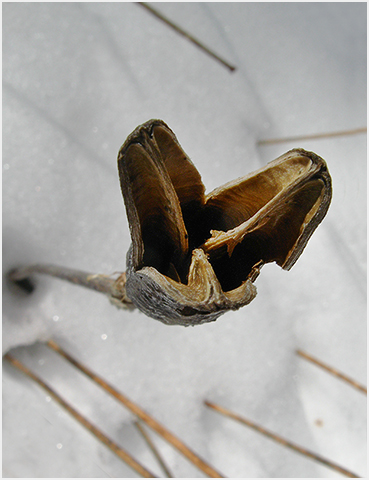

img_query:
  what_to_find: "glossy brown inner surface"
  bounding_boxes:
[206,179,325,291]
[120,122,328,293]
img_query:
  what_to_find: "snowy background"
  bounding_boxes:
[2,2,366,478]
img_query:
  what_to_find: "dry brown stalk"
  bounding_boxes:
[296,350,367,394]
[258,127,367,145]
[46,340,224,478]
[204,400,360,478]
[138,3,236,72]
[3,353,156,478]
[134,420,174,478]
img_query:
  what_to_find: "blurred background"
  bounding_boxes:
[3,2,366,477]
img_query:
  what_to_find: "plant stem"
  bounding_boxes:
[7,264,135,309]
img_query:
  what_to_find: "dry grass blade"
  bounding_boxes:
[296,350,367,394]
[204,400,360,478]
[135,421,174,478]
[46,340,224,478]
[138,3,236,72]
[3,353,157,478]
[258,127,367,145]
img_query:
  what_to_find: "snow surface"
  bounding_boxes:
[2,2,366,478]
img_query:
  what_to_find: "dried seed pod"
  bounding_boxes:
[118,120,332,326]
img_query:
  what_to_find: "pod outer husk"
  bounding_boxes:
[118,120,332,326]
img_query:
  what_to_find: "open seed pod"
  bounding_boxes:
[118,120,332,326]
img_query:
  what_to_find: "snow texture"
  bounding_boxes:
[3,2,366,478]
